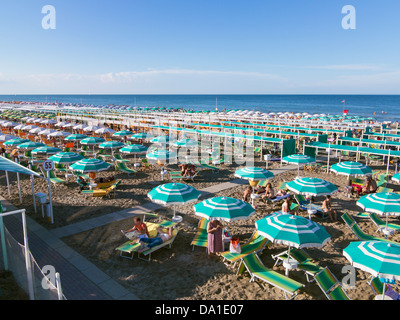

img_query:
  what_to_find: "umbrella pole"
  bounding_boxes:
[285,244,291,276]
[385,214,389,239]
[5,171,10,196]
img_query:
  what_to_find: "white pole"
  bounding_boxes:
[30,174,37,213]
[47,172,54,224]
[386,149,391,175]
[5,171,10,196]
[21,211,35,300]
[17,172,22,204]
[55,272,63,300]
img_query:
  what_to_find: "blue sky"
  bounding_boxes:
[0,0,400,94]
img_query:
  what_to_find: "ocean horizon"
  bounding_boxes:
[1,94,399,121]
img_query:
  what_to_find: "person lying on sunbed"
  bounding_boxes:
[261,183,275,200]
[242,186,253,202]
[132,227,174,253]
[361,176,377,195]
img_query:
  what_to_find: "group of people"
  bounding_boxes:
[178,163,197,177]
[242,182,338,222]
[350,175,378,196]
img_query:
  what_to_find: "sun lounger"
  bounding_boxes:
[369,212,400,234]
[198,163,219,173]
[220,231,270,268]
[314,267,351,300]
[271,248,324,283]
[81,180,121,198]
[115,221,178,261]
[294,194,326,219]
[116,161,136,176]
[45,170,66,184]
[191,218,210,251]
[376,186,394,193]
[368,276,384,295]
[236,253,304,300]
[341,212,399,244]
[114,154,130,163]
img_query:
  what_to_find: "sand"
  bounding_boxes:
[1,156,400,300]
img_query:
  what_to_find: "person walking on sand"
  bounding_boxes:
[207,219,224,256]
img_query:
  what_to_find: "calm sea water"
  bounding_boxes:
[1,94,399,121]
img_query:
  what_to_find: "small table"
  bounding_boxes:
[171,215,183,223]
[89,183,97,190]
[134,163,141,170]
[283,258,298,276]
[381,228,395,237]
[222,235,232,251]
[65,173,73,184]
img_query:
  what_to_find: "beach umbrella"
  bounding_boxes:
[17,141,45,150]
[55,121,70,127]
[38,129,57,136]
[95,127,116,135]
[1,121,19,128]
[286,177,338,196]
[146,149,177,164]
[0,134,18,142]
[80,136,106,145]
[130,132,153,140]
[21,124,38,131]
[343,240,400,299]
[69,158,111,173]
[113,130,134,137]
[148,182,201,218]
[40,119,57,125]
[64,133,87,141]
[173,138,198,148]
[99,140,125,157]
[194,196,255,222]
[120,144,148,154]
[356,192,400,238]
[282,154,316,177]
[48,131,71,138]
[31,146,62,155]
[82,125,101,132]
[48,152,84,164]
[391,173,400,184]
[255,213,331,275]
[330,161,372,177]
[3,138,29,147]
[29,127,44,134]
[13,124,25,130]
[72,124,88,130]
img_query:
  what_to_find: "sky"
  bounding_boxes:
[0,0,400,94]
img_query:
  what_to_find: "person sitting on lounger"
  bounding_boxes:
[261,183,275,201]
[361,176,377,195]
[77,176,89,192]
[178,163,188,176]
[122,216,149,240]
[256,185,266,194]
[133,227,173,253]
[282,197,296,215]
[322,195,337,222]
[242,186,253,203]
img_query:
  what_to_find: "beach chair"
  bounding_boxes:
[271,248,324,283]
[220,231,271,268]
[314,267,351,300]
[191,218,210,251]
[376,186,393,193]
[369,212,400,234]
[293,194,325,219]
[236,253,304,300]
[368,276,384,295]
[376,173,390,188]
[341,213,399,244]
[141,158,152,171]
[198,162,219,173]
[115,221,179,262]
[114,154,130,163]
[54,163,67,173]
[47,170,66,184]
[116,161,136,176]
[81,180,121,198]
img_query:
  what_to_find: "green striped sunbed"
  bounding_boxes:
[369,212,400,233]
[368,276,384,295]
[191,218,210,251]
[272,248,324,283]
[237,253,304,300]
[116,161,136,176]
[341,213,399,244]
[314,267,350,300]
[220,231,270,267]
[48,170,65,184]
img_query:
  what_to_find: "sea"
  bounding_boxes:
[0,94,399,122]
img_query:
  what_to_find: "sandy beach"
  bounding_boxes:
[1,154,399,300]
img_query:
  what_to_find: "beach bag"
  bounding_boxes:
[229,237,241,254]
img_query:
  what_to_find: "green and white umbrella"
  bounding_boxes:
[64,133,87,141]
[113,130,134,137]
[256,213,331,275]
[120,144,148,154]
[392,173,400,184]
[286,177,338,196]
[69,158,111,173]
[99,140,125,149]
[282,154,316,176]
[343,240,400,298]
[150,135,171,144]
[130,132,153,140]
[193,196,255,222]
[148,182,201,218]
[0,134,18,142]
[80,137,106,145]
[3,138,29,147]
[17,141,46,150]
[357,192,400,237]
[146,149,177,163]
[330,161,372,177]
[48,152,84,164]
[31,146,62,155]
[173,138,198,148]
